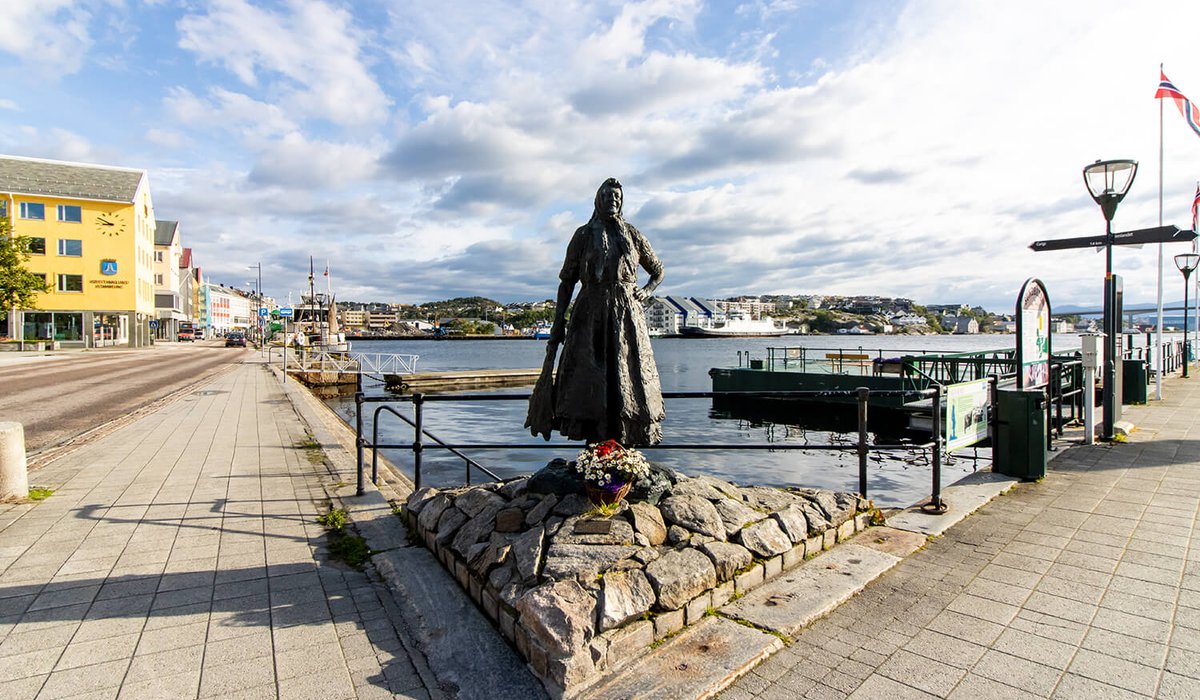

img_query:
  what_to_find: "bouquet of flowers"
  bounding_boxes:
[573,439,651,488]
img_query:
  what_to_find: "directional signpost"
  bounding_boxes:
[1029,225,1196,252]
[1032,224,1198,438]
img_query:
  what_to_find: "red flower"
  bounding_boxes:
[594,439,621,458]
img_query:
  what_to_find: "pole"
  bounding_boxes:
[1084,359,1096,445]
[1185,270,1192,378]
[856,387,869,499]
[257,262,263,354]
[1156,83,1164,399]
[929,384,945,513]
[1103,219,1116,440]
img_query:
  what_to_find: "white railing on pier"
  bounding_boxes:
[289,350,419,376]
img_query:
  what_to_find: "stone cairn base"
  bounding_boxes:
[401,460,872,699]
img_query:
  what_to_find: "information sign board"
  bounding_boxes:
[279,307,294,318]
[946,379,990,452]
[1016,278,1051,389]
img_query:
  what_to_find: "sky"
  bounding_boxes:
[3,0,1200,313]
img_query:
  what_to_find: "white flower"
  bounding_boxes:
[572,439,651,486]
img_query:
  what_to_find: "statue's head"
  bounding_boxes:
[594,178,623,220]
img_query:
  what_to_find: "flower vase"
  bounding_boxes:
[585,479,632,507]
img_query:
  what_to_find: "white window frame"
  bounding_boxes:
[19,202,45,220]
[56,205,82,223]
[57,239,83,257]
[57,274,83,293]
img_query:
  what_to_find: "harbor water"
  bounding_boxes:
[324,334,1098,508]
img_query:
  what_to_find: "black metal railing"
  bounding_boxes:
[354,387,948,512]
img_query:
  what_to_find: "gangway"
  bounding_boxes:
[281,349,420,377]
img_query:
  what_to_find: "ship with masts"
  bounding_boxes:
[281,259,351,353]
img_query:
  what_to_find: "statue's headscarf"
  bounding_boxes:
[591,178,623,221]
[588,178,629,280]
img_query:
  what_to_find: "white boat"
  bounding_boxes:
[679,313,787,338]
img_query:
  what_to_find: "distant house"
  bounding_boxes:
[944,316,979,334]
[645,296,725,334]
[891,313,926,327]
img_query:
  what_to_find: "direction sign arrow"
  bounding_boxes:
[1030,225,1196,252]
[1111,225,1196,246]
[1029,234,1108,252]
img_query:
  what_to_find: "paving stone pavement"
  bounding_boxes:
[720,373,1200,700]
[0,361,441,700]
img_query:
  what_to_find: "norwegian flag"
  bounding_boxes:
[1156,70,1200,138]
[1193,183,1199,235]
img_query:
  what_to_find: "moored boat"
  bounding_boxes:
[679,313,787,338]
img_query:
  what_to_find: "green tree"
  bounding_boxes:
[0,217,49,327]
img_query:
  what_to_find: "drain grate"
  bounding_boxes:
[192,390,228,396]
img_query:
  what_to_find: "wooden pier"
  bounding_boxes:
[384,368,546,393]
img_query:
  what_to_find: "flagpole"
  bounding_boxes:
[1155,63,1164,400]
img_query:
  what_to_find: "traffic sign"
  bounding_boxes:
[148,320,158,329]
[279,307,294,318]
[258,307,268,318]
[1031,225,1196,252]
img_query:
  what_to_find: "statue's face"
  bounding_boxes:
[600,186,622,218]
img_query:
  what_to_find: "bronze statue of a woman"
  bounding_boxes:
[525,178,665,446]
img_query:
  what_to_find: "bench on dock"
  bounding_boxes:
[825,352,872,374]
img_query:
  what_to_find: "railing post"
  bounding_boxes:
[355,389,365,496]
[413,393,425,490]
[856,387,869,499]
[929,384,945,512]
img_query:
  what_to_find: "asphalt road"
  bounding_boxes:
[0,340,250,463]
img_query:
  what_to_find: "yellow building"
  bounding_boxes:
[1,155,158,347]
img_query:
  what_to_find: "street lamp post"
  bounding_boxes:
[248,263,262,349]
[1175,253,1199,378]
[1083,159,1138,439]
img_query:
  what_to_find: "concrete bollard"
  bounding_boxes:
[0,422,29,500]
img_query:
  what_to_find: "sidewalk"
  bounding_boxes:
[720,375,1200,699]
[0,360,445,699]
[5,353,1199,699]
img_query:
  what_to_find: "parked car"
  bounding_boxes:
[177,329,195,342]
[225,332,247,347]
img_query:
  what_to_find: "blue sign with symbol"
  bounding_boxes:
[148,320,158,329]
[279,307,294,318]
[258,307,269,317]
[100,260,118,276]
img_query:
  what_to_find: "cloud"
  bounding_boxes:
[0,0,92,76]
[176,0,389,127]
[246,134,381,189]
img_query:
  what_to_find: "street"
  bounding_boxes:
[0,341,250,463]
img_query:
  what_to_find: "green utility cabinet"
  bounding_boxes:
[994,389,1047,480]
[1122,359,1148,405]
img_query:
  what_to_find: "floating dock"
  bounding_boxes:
[384,368,546,393]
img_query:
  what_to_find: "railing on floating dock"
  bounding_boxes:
[729,345,1091,450]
